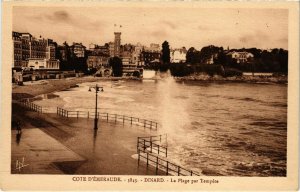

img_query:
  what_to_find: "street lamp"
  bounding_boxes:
[89,84,104,130]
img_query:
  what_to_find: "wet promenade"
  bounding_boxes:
[11,111,163,175]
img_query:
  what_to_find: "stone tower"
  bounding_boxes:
[114,32,121,57]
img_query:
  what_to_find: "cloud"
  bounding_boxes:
[239,31,269,44]
[28,10,105,32]
[53,11,70,21]
[151,29,167,38]
[239,34,255,44]
[161,20,177,30]
[13,7,288,49]
[25,10,73,25]
[44,11,73,25]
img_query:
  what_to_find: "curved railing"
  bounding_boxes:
[137,134,168,157]
[16,99,43,113]
[136,134,200,176]
[138,150,200,176]
[57,107,158,130]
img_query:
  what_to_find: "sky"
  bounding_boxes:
[13,6,288,50]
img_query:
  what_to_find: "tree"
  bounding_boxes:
[58,42,72,71]
[186,47,201,64]
[199,45,223,64]
[109,57,123,77]
[161,41,170,64]
[214,51,227,65]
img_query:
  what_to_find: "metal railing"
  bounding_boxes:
[56,107,158,130]
[138,150,200,176]
[18,100,42,113]
[137,135,168,157]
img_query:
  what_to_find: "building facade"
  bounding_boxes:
[108,42,115,57]
[70,43,86,58]
[227,51,254,63]
[29,37,47,59]
[12,32,22,67]
[27,58,59,70]
[131,43,144,66]
[144,43,160,52]
[171,48,187,63]
[141,51,161,65]
[91,44,110,56]
[12,31,60,70]
[87,53,109,69]
[20,32,32,65]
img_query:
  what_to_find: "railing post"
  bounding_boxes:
[166,148,168,157]
[156,123,158,130]
[191,171,193,176]
[178,167,180,176]
[143,139,146,151]
[166,162,169,175]
[107,113,108,122]
[158,145,160,155]
[137,137,139,152]
[138,150,140,165]
[156,156,158,174]
[146,153,149,167]
[150,141,152,153]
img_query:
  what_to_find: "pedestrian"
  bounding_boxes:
[16,121,21,134]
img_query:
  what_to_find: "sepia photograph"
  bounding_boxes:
[1,1,299,191]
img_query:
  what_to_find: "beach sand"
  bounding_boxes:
[12,76,99,100]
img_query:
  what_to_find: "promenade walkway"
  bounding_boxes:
[11,128,84,174]
[11,110,164,175]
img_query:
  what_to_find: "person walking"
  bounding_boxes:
[16,121,21,134]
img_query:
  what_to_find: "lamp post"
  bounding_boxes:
[89,84,104,130]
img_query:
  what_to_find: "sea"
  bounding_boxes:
[33,70,287,176]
